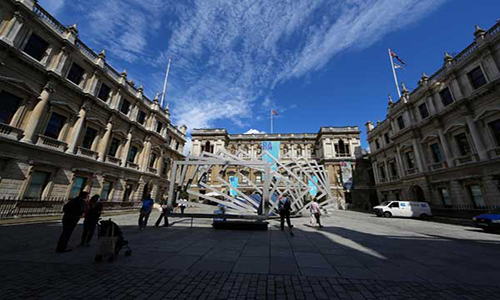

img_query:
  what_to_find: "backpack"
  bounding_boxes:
[278,197,289,211]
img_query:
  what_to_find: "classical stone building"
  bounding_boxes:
[190,127,361,207]
[367,22,500,208]
[0,0,186,201]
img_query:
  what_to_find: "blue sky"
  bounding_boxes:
[40,0,500,150]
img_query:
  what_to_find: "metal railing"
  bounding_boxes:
[0,197,141,219]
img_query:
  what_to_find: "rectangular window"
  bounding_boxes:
[67,63,85,85]
[120,99,131,115]
[429,143,443,163]
[440,87,454,107]
[69,176,88,199]
[384,133,390,144]
[375,139,380,150]
[123,183,133,201]
[397,116,405,130]
[439,188,452,206]
[100,181,113,201]
[156,121,163,134]
[97,83,111,101]
[389,161,398,177]
[149,153,157,168]
[468,66,487,89]
[488,119,500,146]
[454,132,471,156]
[161,159,169,176]
[81,127,97,149]
[108,138,120,157]
[128,146,138,163]
[23,33,49,61]
[379,165,386,179]
[405,152,415,169]
[0,91,22,124]
[418,103,429,119]
[137,111,146,125]
[468,185,485,208]
[44,112,66,139]
[24,171,51,199]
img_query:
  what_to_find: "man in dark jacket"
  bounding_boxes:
[278,194,293,231]
[138,194,154,230]
[80,195,103,246]
[155,198,169,227]
[56,192,87,253]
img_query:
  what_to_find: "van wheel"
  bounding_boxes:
[383,212,392,218]
[420,214,429,220]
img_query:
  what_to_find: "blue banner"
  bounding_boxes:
[308,176,318,196]
[262,141,280,171]
[229,176,239,196]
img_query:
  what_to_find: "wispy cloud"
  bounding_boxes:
[53,0,449,133]
[38,0,65,15]
[244,129,266,134]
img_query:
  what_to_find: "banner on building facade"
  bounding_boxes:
[262,141,280,171]
[229,176,239,196]
[308,176,318,196]
[340,161,353,190]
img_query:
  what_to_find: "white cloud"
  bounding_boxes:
[60,0,449,132]
[38,0,65,15]
[244,129,266,134]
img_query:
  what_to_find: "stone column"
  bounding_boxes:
[66,102,91,154]
[372,161,380,184]
[384,159,390,181]
[395,145,405,178]
[426,96,436,115]
[97,117,114,162]
[157,155,164,177]
[466,115,488,161]
[4,11,25,46]
[21,82,55,143]
[121,128,134,167]
[412,138,425,173]
[141,137,152,172]
[437,128,454,168]
[54,47,69,75]
[450,76,464,100]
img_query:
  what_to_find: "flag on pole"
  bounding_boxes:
[390,50,406,65]
[271,109,278,116]
[394,63,404,70]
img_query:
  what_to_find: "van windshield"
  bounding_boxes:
[380,201,391,206]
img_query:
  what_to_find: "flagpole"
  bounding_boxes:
[388,48,401,98]
[160,59,172,109]
[270,110,273,134]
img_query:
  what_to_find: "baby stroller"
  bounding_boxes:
[94,219,132,262]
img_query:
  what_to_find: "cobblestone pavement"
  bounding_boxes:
[1,210,500,299]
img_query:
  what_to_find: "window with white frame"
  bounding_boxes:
[69,176,88,199]
[108,138,121,157]
[404,151,415,170]
[120,99,131,115]
[81,126,98,150]
[335,139,350,157]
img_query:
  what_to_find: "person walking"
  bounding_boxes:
[180,202,186,214]
[310,198,323,228]
[155,198,169,227]
[80,195,103,246]
[138,193,154,230]
[56,192,87,253]
[278,194,293,231]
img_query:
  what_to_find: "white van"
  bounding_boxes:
[373,201,432,219]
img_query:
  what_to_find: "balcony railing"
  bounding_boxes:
[430,162,447,171]
[127,161,139,170]
[36,135,68,152]
[148,167,158,174]
[406,168,417,175]
[455,154,476,165]
[33,3,66,34]
[77,147,99,160]
[0,122,23,140]
[106,155,122,166]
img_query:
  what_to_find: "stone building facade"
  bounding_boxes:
[190,127,361,206]
[366,22,500,208]
[0,0,186,201]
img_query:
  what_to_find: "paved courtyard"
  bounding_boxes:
[1,210,500,299]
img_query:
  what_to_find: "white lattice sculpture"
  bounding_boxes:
[167,149,339,218]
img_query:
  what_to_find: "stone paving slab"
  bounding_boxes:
[2,210,500,299]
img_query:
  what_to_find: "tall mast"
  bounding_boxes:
[388,48,401,99]
[160,59,172,108]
